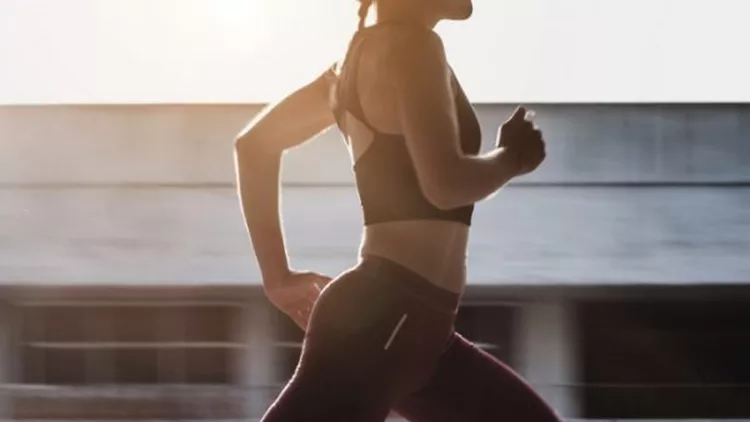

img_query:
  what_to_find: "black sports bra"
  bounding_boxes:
[331,27,482,227]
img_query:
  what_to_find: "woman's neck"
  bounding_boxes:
[374,4,438,29]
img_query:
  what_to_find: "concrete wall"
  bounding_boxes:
[474,104,750,184]
[1,104,748,421]
[1,105,749,287]
[2,104,749,186]
[2,185,748,286]
[0,105,250,185]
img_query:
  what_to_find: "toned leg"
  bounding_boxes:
[395,333,562,422]
[262,260,457,422]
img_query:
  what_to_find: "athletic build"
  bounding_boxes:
[235,0,560,420]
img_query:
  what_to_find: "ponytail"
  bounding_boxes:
[358,0,372,30]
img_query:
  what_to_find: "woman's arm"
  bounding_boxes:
[390,30,525,210]
[234,68,336,285]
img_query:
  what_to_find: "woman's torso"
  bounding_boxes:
[330,24,482,293]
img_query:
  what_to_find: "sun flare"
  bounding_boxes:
[208,0,272,50]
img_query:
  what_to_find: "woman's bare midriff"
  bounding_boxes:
[359,220,470,294]
[341,27,471,295]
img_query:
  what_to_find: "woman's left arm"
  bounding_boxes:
[234,67,337,286]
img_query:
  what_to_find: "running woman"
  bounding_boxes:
[235,0,559,420]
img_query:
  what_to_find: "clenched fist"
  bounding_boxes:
[497,106,547,176]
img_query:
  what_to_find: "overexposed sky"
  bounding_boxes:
[1,0,748,104]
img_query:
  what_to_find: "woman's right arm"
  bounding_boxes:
[391,31,523,210]
[234,68,336,285]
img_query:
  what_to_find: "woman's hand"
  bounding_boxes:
[264,270,332,329]
[496,106,547,176]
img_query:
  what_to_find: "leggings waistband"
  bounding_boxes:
[357,255,462,315]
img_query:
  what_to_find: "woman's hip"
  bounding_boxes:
[297,255,462,396]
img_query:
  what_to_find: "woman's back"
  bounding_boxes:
[331,24,483,293]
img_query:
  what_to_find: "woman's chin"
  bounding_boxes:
[448,4,473,20]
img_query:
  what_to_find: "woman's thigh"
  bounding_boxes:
[263,262,458,421]
[394,333,562,422]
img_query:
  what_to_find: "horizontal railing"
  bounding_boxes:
[1,384,749,421]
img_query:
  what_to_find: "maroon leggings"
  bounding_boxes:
[261,256,561,422]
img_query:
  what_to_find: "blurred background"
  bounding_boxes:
[1,0,749,420]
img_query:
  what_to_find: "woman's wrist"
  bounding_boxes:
[493,147,522,182]
[260,262,292,286]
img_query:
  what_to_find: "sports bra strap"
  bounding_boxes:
[333,30,383,134]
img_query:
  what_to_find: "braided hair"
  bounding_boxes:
[357,0,373,30]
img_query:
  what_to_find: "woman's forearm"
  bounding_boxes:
[234,146,290,284]
[424,146,518,210]
[230,66,337,285]
[447,147,518,207]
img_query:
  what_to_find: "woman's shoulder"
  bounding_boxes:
[350,25,450,85]
[328,24,453,108]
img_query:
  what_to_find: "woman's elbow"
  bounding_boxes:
[234,134,276,162]
[234,133,256,154]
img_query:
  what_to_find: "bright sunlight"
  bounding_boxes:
[207,0,272,52]
[0,0,749,104]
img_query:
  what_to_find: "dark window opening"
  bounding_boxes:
[580,300,750,419]
[18,304,241,385]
